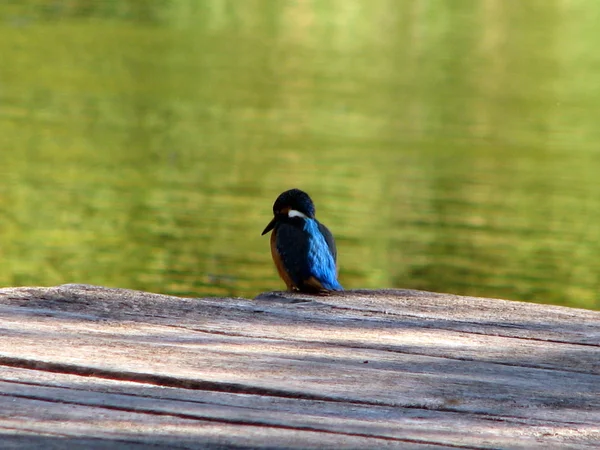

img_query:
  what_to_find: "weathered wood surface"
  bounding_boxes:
[0,284,598,449]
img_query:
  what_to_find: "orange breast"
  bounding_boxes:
[270,229,296,291]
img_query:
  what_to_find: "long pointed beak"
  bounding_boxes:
[261,217,277,235]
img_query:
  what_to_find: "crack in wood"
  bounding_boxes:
[0,356,380,405]
[109,300,600,348]
[0,423,183,449]
[321,305,600,347]
[0,392,488,450]
[0,360,593,429]
[150,323,600,376]
[1,376,590,429]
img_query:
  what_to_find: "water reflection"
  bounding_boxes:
[1,0,599,309]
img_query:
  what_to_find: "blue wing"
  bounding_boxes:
[302,219,343,291]
[317,221,337,264]
[275,219,343,292]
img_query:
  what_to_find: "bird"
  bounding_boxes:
[261,188,343,293]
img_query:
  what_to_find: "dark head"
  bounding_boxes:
[261,189,316,235]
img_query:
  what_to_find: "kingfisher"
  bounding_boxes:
[261,189,343,293]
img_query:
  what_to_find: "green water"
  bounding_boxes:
[1,1,599,309]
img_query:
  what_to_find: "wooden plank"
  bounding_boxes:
[0,284,598,449]
[0,367,595,450]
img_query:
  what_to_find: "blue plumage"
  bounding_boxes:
[302,219,342,291]
[262,189,343,293]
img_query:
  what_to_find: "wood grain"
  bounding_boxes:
[0,284,598,449]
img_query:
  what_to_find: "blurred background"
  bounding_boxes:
[1,0,599,309]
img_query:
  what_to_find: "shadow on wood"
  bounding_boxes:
[0,284,598,449]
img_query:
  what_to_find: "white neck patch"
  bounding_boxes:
[288,209,308,219]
